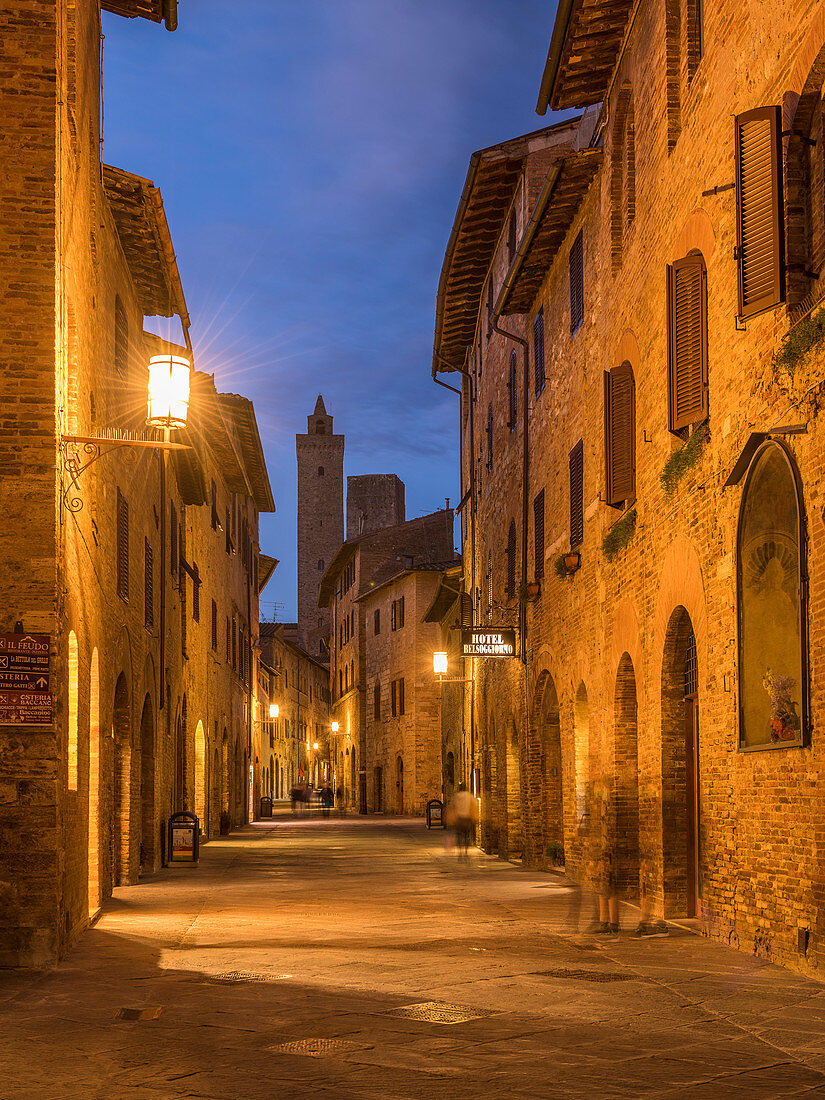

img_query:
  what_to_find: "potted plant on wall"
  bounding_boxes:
[762,670,801,742]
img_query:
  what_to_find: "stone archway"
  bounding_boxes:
[614,654,640,904]
[88,648,100,914]
[194,720,207,830]
[661,606,699,917]
[526,671,563,866]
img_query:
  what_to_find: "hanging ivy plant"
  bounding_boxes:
[554,555,567,578]
[602,507,636,561]
[660,421,707,499]
[773,308,825,378]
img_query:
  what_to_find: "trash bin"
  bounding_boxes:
[168,811,199,864]
[426,799,444,829]
[260,795,273,818]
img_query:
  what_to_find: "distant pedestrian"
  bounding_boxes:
[290,786,304,815]
[321,785,333,817]
[448,784,478,862]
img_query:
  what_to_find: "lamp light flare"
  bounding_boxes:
[433,651,448,677]
[313,742,319,751]
[269,703,279,719]
[331,720,339,733]
[147,354,191,429]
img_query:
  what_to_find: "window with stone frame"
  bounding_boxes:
[737,441,806,749]
[533,310,545,395]
[374,608,380,634]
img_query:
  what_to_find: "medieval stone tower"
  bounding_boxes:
[296,396,344,660]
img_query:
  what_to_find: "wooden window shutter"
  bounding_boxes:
[486,402,493,469]
[225,617,230,662]
[506,520,516,598]
[667,254,708,431]
[569,439,584,548]
[144,538,153,629]
[211,479,219,529]
[735,106,785,319]
[534,490,545,581]
[192,564,200,623]
[116,488,129,601]
[211,600,218,650]
[391,679,397,717]
[604,361,636,505]
[569,230,584,334]
[232,615,237,669]
[399,596,404,628]
[508,351,518,430]
[374,682,380,720]
[170,500,178,575]
[533,310,545,394]
[225,505,232,553]
[114,295,128,378]
[487,277,494,336]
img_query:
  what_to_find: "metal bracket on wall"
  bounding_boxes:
[59,433,190,514]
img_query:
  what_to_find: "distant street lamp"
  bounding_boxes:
[313,742,319,751]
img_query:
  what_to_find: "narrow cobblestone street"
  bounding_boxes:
[2,814,825,1099]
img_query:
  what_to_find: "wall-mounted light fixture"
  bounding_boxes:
[147,353,192,429]
[331,720,339,733]
[563,551,581,575]
[269,703,279,720]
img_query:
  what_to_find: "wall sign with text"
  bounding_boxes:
[461,628,517,658]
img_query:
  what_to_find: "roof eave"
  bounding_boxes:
[536,0,576,115]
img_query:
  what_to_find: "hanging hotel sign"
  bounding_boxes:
[461,628,517,658]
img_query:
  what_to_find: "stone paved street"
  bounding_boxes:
[2,813,825,1099]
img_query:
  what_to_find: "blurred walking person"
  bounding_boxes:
[448,784,478,862]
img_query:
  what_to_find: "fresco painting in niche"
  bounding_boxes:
[738,443,803,747]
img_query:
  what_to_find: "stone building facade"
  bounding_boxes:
[346,474,405,540]
[0,1,274,967]
[319,510,456,813]
[296,396,344,661]
[258,622,331,796]
[433,0,825,973]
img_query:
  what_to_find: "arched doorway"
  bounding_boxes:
[504,719,523,859]
[113,673,132,887]
[139,694,155,873]
[194,720,206,829]
[614,654,639,903]
[396,756,404,814]
[661,606,699,916]
[528,671,562,865]
[88,648,100,914]
[67,631,79,792]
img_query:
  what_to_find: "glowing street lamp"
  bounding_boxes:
[147,353,192,430]
[433,651,448,677]
[313,741,319,751]
[269,703,279,720]
[331,720,339,734]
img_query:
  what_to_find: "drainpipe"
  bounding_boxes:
[432,353,476,794]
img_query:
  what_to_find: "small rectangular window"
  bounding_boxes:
[735,106,785,320]
[534,490,545,581]
[533,310,545,395]
[225,505,233,554]
[374,608,380,634]
[398,596,404,628]
[508,352,518,431]
[374,682,381,720]
[192,565,200,623]
[667,255,708,431]
[226,617,231,662]
[604,363,636,505]
[211,479,219,530]
[116,488,129,601]
[398,677,405,716]
[569,230,584,335]
[212,600,218,650]
[569,440,584,548]
[232,615,237,669]
[391,679,397,717]
[144,538,153,629]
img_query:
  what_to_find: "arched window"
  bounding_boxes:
[315,421,325,434]
[318,465,325,476]
[604,361,636,505]
[737,441,806,748]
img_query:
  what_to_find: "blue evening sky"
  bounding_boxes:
[101,1,558,621]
